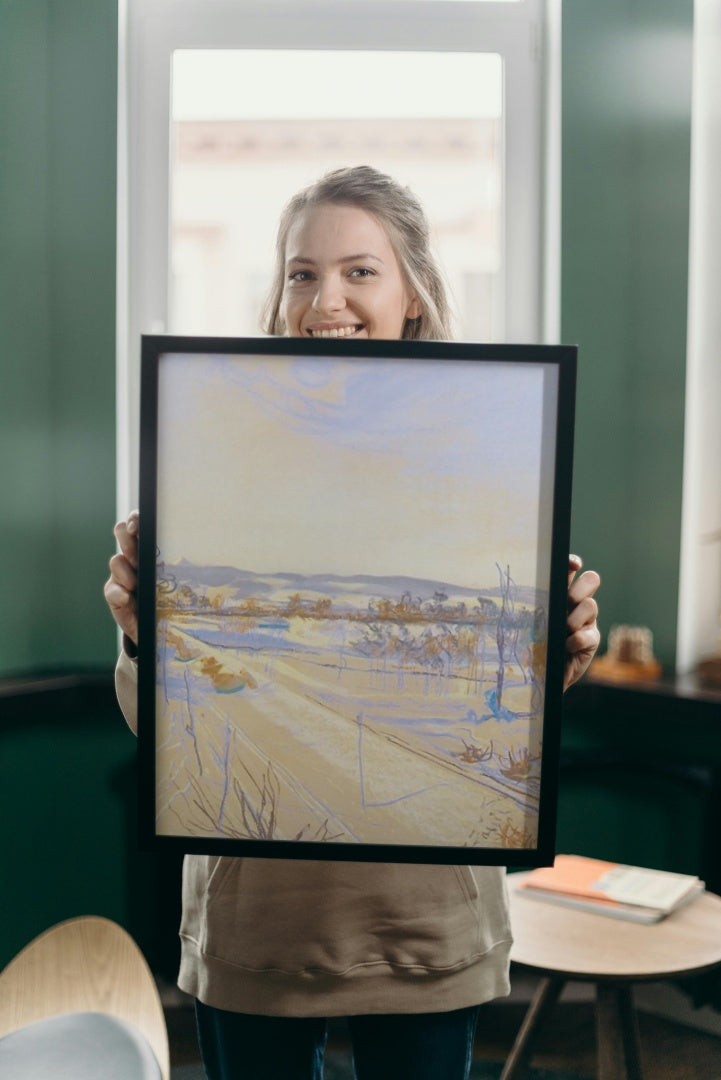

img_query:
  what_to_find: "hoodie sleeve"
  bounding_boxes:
[115,644,139,736]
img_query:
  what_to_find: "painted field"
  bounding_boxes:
[154,570,546,851]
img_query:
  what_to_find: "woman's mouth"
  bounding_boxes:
[307,324,364,339]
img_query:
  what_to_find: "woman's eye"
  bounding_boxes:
[288,269,313,283]
[349,267,375,279]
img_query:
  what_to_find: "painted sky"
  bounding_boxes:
[154,351,558,590]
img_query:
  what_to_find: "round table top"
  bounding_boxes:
[508,872,721,981]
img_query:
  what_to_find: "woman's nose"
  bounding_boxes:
[312,274,345,314]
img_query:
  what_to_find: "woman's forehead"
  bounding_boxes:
[285,202,396,262]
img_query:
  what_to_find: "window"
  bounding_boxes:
[169,49,503,340]
[118,0,557,510]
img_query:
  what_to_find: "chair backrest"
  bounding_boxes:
[0,915,170,1080]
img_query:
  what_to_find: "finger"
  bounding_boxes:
[108,552,138,592]
[103,577,133,613]
[566,624,601,657]
[566,594,599,634]
[567,553,583,588]
[113,518,139,567]
[568,569,601,607]
[103,579,139,642]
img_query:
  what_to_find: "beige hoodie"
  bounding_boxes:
[116,650,512,1016]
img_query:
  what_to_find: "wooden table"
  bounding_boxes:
[502,873,721,1080]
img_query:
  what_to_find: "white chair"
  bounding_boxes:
[0,915,170,1079]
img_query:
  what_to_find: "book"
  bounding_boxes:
[515,854,705,924]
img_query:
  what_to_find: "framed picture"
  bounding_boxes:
[137,336,576,865]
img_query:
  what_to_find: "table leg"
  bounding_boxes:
[499,976,565,1080]
[596,982,643,1080]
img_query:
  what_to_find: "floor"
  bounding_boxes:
[473,999,721,1079]
[164,978,721,1079]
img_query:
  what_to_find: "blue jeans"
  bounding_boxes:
[195,1000,481,1080]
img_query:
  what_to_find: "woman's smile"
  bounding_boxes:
[306,323,364,338]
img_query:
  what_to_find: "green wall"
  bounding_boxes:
[0,0,118,676]
[562,0,693,670]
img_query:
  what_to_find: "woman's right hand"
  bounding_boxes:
[104,510,140,647]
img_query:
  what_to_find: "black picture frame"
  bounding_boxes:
[138,335,576,865]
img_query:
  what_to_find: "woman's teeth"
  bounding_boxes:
[310,325,360,338]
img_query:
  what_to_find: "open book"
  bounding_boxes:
[515,854,705,923]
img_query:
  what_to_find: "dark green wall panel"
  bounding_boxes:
[47,2,119,667]
[562,0,693,670]
[0,3,54,670]
[0,0,118,675]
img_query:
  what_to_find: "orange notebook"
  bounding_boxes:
[516,854,704,923]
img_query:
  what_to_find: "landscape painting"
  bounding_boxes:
[138,337,576,864]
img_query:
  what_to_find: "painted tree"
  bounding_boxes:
[283,592,305,617]
[495,562,516,706]
[313,596,333,618]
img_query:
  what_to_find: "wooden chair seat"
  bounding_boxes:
[0,916,169,1079]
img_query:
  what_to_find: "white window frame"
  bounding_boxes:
[117,0,559,512]
[676,0,721,675]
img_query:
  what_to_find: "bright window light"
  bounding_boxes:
[170,50,503,341]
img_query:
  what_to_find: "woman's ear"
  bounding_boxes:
[406,296,422,320]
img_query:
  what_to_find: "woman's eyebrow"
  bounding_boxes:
[286,253,384,266]
[338,253,383,264]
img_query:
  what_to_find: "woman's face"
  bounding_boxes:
[280,203,421,340]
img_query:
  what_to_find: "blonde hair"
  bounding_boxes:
[262,165,454,341]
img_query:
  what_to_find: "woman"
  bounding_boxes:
[106,166,601,1080]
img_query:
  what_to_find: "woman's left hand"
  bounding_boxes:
[564,555,601,691]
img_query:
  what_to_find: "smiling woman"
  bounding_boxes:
[263,166,452,341]
[105,154,599,1079]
